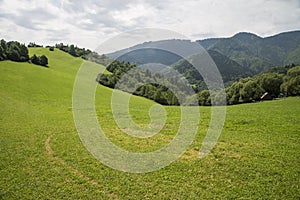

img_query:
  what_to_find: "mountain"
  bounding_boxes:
[108,39,202,65]
[108,39,253,87]
[107,30,300,89]
[197,30,300,72]
[170,50,253,87]
[113,47,180,66]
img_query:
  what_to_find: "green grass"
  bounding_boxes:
[0,48,299,199]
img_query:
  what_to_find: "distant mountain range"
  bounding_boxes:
[107,30,300,86]
[197,31,300,72]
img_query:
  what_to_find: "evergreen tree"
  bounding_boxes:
[30,54,39,65]
[69,44,77,56]
[39,55,48,66]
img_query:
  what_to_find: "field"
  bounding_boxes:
[0,48,299,199]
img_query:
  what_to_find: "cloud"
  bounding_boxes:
[12,8,56,30]
[0,0,299,49]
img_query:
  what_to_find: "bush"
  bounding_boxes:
[30,54,48,67]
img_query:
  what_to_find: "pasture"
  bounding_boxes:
[0,48,299,199]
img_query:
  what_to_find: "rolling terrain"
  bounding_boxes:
[108,31,300,82]
[0,48,299,199]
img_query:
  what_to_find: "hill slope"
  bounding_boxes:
[197,30,300,72]
[108,30,300,86]
[171,49,253,86]
[109,40,253,86]
[0,48,299,199]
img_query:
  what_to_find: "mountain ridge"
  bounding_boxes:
[197,30,300,72]
[104,30,300,91]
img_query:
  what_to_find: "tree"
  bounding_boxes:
[30,54,48,67]
[28,42,42,47]
[19,44,29,61]
[39,55,48,66]
[7,49,20,62]
[0,46,4,61]
[0,39,7,60]
[211,90,227,106]
[240,80,264,102]
[6,41,29,62]
[30,54,39,65]
[69,44,76,56]
[280,66,300,96]
[198,90,211,106]
[226,81,243,104]
[256,73,283,96]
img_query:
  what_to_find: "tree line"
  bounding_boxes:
[97,61,299,106]
[54,43,113,66]
[198,64,300,106]
[0,39,48,67]
[96,60,197,105]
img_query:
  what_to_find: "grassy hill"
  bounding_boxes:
[0,48,299,199]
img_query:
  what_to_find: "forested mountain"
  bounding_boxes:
[105,31,300,104]
[108,39,254,88]
[169,50,253,90]
[197,30,300,72]
[108,31,300,79]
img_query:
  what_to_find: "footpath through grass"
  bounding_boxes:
[0,48,299,199]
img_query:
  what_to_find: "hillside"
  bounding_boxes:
[109,40,254,87]
[171,50,253,87]
[0,47,300,199]
[197,30,300,72]
[107,30,300,87]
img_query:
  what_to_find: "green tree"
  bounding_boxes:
[30,54,39,65]
[19,44,29,61]
[0,39,7,60]
[226,81,243,104]
[280,66,300,96]
[198,90,211,106]
[6,41,29,62]
[240,80,264,102]
[256,73,283,96]
[30,54,48,67]
[69,44,76,56]
[0,46,4,61]
[39,55,48,66]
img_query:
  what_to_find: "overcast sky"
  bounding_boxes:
[0,0,299,51]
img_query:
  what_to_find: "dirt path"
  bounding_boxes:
[45,136,119,199]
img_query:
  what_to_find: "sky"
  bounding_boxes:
[0,0,299,52]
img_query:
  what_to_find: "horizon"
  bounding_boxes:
[1,29,299,55]
[0,0,299,51]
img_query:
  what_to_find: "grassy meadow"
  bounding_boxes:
[0,48,299,199]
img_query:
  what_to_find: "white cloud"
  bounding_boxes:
[0,0,299,50]
[112,3,157,27]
